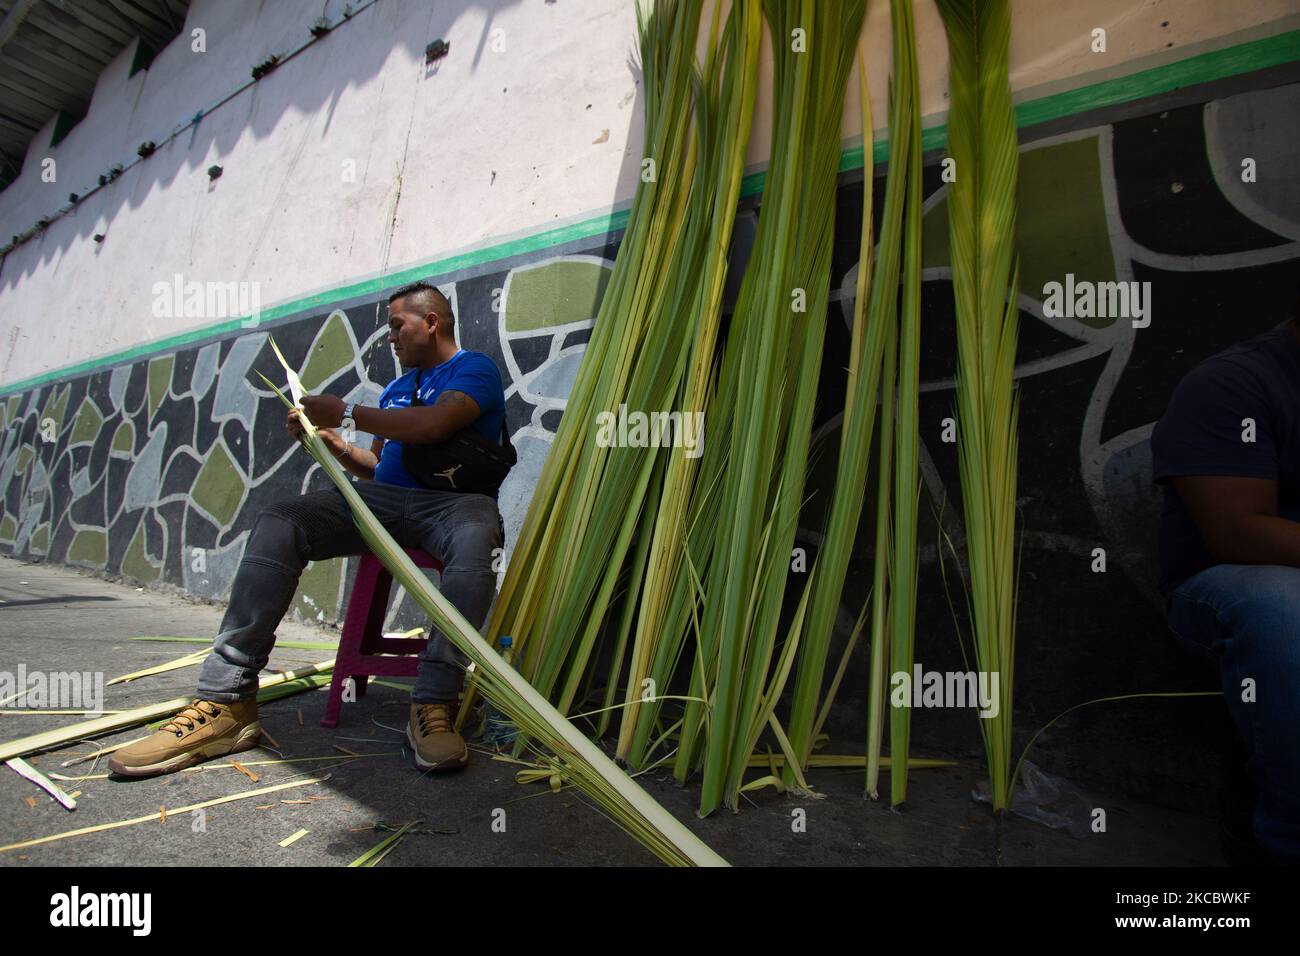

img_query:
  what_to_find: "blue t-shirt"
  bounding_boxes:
[373,349,506,488]
[1150,323,1300,596]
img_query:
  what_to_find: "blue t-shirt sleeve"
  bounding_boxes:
[1151,356,1279,483]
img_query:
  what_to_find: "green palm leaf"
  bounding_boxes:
[935,0,1022,811]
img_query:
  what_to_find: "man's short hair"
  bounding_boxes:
[388,281,454,331]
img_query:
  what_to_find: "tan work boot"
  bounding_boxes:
[407,701,468,771]
[108,699,261,778]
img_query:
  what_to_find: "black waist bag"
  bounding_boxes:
[400,373,516,496]
[402,421,516,496]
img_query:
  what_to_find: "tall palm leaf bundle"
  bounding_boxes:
[651,0,867,815]
[935,0,1022,811]
[535,1,766,721]
[489,1,871,816]
[463,0,1019,821]
[476,2,767,743]
[615,0,763,755]
[755,0,922,806]
[480,0,708,700]
[779,2,919,788]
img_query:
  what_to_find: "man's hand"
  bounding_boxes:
[286,407,307,441]
[300,394,345,428]
[286,408,346,455]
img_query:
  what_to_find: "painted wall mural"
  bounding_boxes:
[0,242,617,632]
[1,79,1296,782]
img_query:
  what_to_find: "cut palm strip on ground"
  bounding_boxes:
[50,752,388,782]
[750,753,955,770]
[348,821,419,867]
[7,757,77,810]
[935,0,1021,811]
[257,359,726,867]
[0,776,328,854]
[0,661,334,763]
[107,648,210,686]
[131,636,340,651]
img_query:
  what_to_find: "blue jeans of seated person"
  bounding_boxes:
[1166,564,1300,865]
[195,482,503,705]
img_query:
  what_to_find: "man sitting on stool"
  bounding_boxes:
[110,282,507,777]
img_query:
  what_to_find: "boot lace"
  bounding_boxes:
[414,703,455,736]
[162,700,221,737]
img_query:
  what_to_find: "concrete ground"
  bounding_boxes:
[0,555,1224,867]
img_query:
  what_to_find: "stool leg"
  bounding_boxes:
[359,571,396,656]
[327,554,382,729]
[321,668,348,728]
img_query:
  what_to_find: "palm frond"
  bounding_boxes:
[935,0,1021,811]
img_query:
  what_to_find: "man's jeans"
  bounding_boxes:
[195,481,503,705]
[1167,564,1300,865]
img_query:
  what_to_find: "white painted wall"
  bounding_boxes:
[0,0,1295,387]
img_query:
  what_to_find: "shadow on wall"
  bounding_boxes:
[0,0,564,288]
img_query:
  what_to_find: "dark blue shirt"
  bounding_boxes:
[373,349,506,488]
[1150,323,1300,596]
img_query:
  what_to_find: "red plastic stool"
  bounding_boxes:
[321,547,444,728]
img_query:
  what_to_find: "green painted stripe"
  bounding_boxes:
[255,207,633,324]
[1015,29,1300,128]
[0,208,633,396]
[830,30,1300,180]
[3,29,1296,398]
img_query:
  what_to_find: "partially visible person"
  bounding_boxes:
[1150,289,1300,866]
